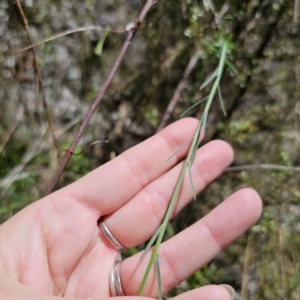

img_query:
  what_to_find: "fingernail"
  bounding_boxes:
[219,284,235,300]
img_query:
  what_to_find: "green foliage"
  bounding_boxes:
[188,265,226,287]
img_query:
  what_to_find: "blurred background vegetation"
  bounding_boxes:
[0,0,299,299]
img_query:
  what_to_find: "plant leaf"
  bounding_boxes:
[225,59,237,74]
[218,85,227,116]
[201,110,209,132]
[180,96,209,117]
[141,224,163,259]
[165,139,193,162]
[200,68,218,89]
[0,26,108,65]
[155,257,163,300]
[94,27,110,56]
[188,160,196,200]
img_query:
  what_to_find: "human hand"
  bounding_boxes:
[0,118,262,300]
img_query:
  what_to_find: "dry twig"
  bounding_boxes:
[46,0,156,195]
[156,49,201,132]
[226,164,300,172]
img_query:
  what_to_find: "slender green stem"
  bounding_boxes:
[138,40,229,297]
[138,124,200,295]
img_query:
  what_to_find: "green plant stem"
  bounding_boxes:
[138,121,201,296]
[138,40,228,298]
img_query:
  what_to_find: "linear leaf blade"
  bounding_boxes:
[200,68,218,89]
[225,59,237,74]
[141,224,163,259]
[155,256,163,300]
[218,85,227,116]
[188,160,196,200]
[94,28,109,56]
[180,96,209,117]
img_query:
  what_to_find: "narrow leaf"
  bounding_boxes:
[165,139,193,162]
[94,28,109,56]
[138,249,157,296]
[225,59,238,74]
[200,68,218,89]
[1,26,108,65]
[141,225,163,259]
[188,160,196,200]
[192,120,203,161]
[189,138,198,165]
[201,110,209,132]
[218,86,227,116]
[155,257,163,300]
[180,96,209,117]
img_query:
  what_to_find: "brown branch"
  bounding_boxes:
[156,49,201,133]
[14,0,63,180]
[45,0,156,195]
[226,164,300,172]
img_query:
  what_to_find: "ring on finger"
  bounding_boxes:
[110,254,126,297]
[99,217,127,252]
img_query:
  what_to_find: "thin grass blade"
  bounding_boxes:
[188,160,196,200]
[200,109,209,133]
[179,96,209,117]
[165,139,193,162]
[225,59,237,74]
[139,154,192,295]
[0,26,108,65]
[141,224,163,259]
[218,85,227,116]
[138,249,157,296]
[94,27,110,56]
[155,256,163,300]
[200,68,218,89]
[189,138,198,165]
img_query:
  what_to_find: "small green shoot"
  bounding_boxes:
[94,27,110,56]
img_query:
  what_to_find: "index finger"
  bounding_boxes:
[59,118,200,216]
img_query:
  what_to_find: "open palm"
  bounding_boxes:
[0,119,262,300]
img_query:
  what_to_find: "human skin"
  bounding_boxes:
[0,118,262,300]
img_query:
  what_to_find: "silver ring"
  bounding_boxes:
[110,254,126,297]
[99,218,127,252]
[110,254,168,299]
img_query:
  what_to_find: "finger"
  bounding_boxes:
[0,273,154,300]
[173,285,234,300]
[58,118,200,216]
[103,140,233,248]
[121,188,262,297]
